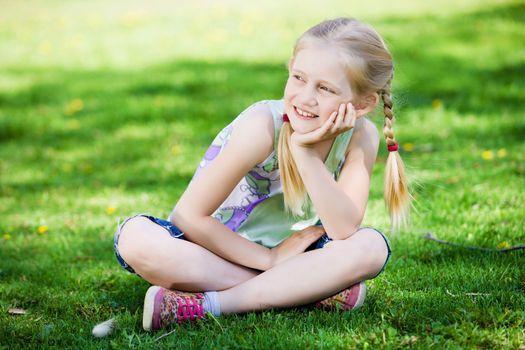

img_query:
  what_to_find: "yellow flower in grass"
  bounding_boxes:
[403,143,414,152]
[497,148,507,158]
[171,145,182,156]
[37,225,48,235]
[481,150,494,160]
[106,207,117,215]
[496,241,510,249]
[3,234,11,241]
[66,98,84,116]
[432,99,443,110]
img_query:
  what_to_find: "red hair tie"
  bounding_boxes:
[283,114,290,122]
[387,143,398,152]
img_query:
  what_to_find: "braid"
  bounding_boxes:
[278,121,308,217]
[382,81,396,147]
[381,80,411,231]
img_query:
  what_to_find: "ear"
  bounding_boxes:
[354,92,379,118]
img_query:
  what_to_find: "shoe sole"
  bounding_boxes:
[143,286,161,331]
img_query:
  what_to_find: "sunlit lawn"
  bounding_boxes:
[1,0,524,348]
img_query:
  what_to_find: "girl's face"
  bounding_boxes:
[284,44,355,134]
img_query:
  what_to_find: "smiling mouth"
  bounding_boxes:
[294,106,318,119]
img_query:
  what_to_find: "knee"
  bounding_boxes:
[117,216,159,271]
[345,228,390,279]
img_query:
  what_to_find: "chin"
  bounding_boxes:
[288,121,318,134]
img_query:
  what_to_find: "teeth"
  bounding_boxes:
[295,107,316,118]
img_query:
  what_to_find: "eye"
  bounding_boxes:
[320,86,335,94]
[293,74,305,82]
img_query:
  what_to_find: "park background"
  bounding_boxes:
[1,0,524,348]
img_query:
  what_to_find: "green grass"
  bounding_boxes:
[1,0,524,348]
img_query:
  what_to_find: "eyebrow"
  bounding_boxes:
[292,69,341,92]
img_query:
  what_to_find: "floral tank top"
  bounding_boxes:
[190,99,353,248]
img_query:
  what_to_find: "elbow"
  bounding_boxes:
[168,208,184,226]
[169,208,201,238]
[325,217,363,240]
[328,225,360,240]
[323,204,365,240]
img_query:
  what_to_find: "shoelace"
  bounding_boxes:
[176,295,204,321]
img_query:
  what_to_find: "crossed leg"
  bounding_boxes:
[116,216,259,292]
[218,228,389,314]
[117,216,389,313]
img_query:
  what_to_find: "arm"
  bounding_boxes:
[290,110,379,240]
[170,104,276,271]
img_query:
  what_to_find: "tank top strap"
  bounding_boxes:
[267,99,286,152]
[325,129,353,179]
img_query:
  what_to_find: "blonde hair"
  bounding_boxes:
[277,17,411,231]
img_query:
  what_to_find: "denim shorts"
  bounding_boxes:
[114,215,392,277]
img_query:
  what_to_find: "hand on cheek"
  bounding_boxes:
[334,102,363,131]
[290,102,360,148]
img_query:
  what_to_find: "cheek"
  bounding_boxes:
[283,81,295,97]
[323,99,345,115]
[319,103,337,119]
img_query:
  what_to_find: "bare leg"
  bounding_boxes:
[117,216,259,291]
[218,228,389,314]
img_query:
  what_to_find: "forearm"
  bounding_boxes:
[170,211,272,271]
[293,148,361,239]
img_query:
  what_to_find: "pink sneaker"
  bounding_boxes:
[316,281,366,311]
[143,286,207,331]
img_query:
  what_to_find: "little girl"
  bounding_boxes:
[114,17,410,331]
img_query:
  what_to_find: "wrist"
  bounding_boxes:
[290,138,319,159]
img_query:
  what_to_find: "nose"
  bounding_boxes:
[297,85,317,107]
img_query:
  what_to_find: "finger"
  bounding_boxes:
[338,103,347,123]
[300,226,324,238]
[338,104,348,127]
[304,115,334,142]
[305,230,325,246]
[345,103,357,129]
[311,228,326,241]
[331,104,346,132]
[321,111,338,134]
